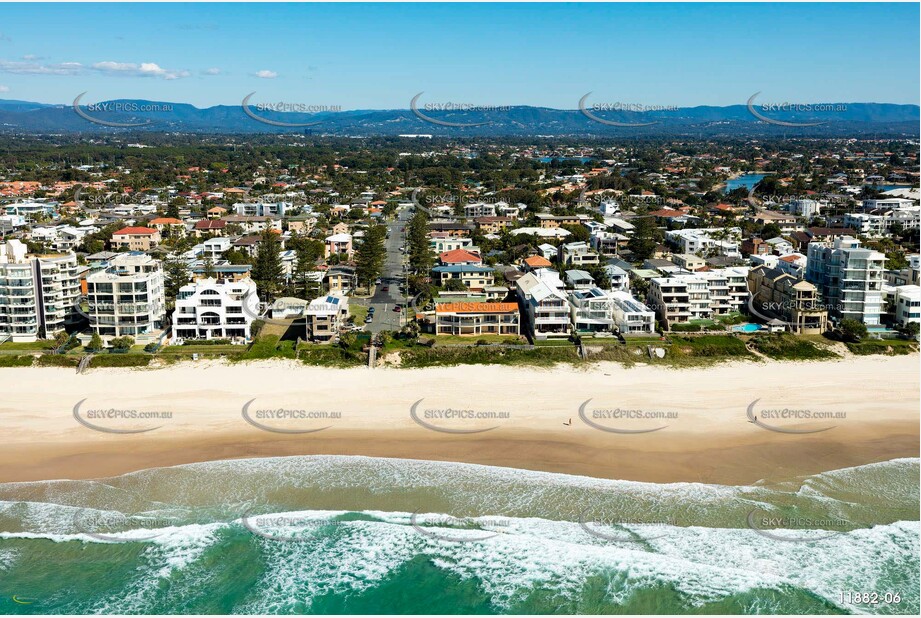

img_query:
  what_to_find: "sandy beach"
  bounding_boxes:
[0,355,917,485]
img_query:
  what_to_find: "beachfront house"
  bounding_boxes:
[515,271,571,339]
[305,293,349,342]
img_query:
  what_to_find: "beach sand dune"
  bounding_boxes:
[0,355,917,484]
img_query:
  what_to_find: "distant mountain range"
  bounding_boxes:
[0,98,917,137]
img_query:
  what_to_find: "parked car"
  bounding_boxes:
[393,304,402,312]
[364,315,373,323]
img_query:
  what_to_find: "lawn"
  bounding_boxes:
[349,304,369,323]
[0,340,56,350]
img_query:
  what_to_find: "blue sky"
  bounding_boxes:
[0,2,918,109]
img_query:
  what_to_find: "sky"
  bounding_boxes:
[0,2,918,109]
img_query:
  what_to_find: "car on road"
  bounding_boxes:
[382,286,389,292]
[393,304,402,312]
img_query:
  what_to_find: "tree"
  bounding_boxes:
[627,216,661,261]
[839,319,867,342]
[87,332,104,352]
[164,258,191,306]
[252,229,284,299]
[443,278,467,291]
[110,335,135,351]
[355,224,387,288]
[903,321,920,340]
[202,256,217,278]
[761,223,782,240]
[407,210,434,274]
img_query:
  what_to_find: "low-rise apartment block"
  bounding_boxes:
[173,277,259,342]
[434,302,520,336]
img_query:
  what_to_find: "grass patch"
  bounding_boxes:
[398,345,579,368]
[234,335,297,361]
[35,355,80,368]
[846,339,918,356]
[349,304,369,324]
[89,354,152,368]
[664,335,755,366]
[432,334,528,345]
[750,334,840,360]
[0,340,55,350]
[0,355,34,367]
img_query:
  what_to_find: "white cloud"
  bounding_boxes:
[203,67,221,76]
[0,59,83,75]
[0,85,9,93]
[254,69,278,79]
[0,58,191,80]
[91,61,190,80]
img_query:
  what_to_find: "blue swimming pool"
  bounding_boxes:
[732,323,762,333]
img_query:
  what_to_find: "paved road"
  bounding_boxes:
[356,207,414,334]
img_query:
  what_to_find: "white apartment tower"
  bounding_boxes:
[0,239,81,342]
[806,236,886,326]
[86,252,166,340]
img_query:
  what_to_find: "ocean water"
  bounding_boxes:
[0,456,917,615]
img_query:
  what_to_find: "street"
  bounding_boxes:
[355,206,414,334]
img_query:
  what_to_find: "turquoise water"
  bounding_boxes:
[725,174,766,193]
[1,456,918,614]
[537,156,593,164]
[733,323,763,333]
[868,184,917,192]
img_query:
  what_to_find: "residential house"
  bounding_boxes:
[609,291,655,334]
[515,270,571,339]
[305,293,349,342]
[431,264,495,291]
[194,219,227,237]
[565,269,595,290]
[438,248,482,266]
[324,233,354,259]
[560,241,600,267]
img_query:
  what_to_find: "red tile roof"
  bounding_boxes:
[524,255,552,268]
[114,226,158,236]
[195,220,227,230]
[439,248,482,264]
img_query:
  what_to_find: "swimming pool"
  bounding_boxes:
[732,323,762,333]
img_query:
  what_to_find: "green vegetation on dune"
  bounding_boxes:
[750,334,840,360]
[846,339,918,356]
